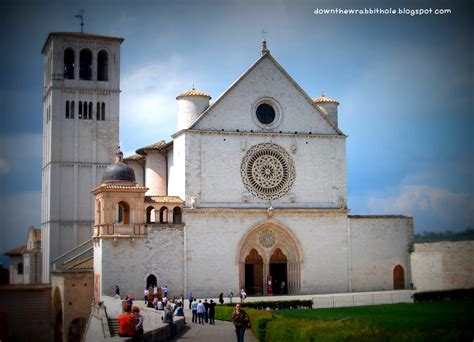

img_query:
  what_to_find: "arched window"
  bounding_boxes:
[66,101,70,118]
[83,102,88,119]
[96,102,101,120]
[18,262,24,275]
[71,101,75,119]
[173,207,182,224]
[146,206,155,223]
[97,50,108,81]
[159,207,168,223]
[79,49,92,81]
[64,48,75,79]
[101,103,105,120]
[88,102,92,119]
[78,101,83,119]
[118,201,130,224]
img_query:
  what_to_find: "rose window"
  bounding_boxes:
[241,143,295,200]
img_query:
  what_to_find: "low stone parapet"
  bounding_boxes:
[312,290,413,309]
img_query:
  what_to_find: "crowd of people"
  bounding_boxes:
[115,285,253,341]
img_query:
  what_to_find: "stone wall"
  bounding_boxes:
[96,226,185,300]
[0,284,52,341]
[349,216,413,292]
[411,240,474,291]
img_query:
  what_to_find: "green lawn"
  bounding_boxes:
[278,301,474,332]
[272,301,474,340]
[216,300,474,341]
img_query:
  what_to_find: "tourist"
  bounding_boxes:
[188,292,193,309]
[203,299,209,323]
[153,285,158,298]
[280,281,286,295]
[132,306,144,336]
[144,288,149,304]
[125,295,133,306]
[240,289,247,302]
[118,303,135,337]
[162,285,169,297]
[232,303,250,342]
[196,300,205,325]
[147,286,154,307]
[115,285,121,299]
[228,289,233,303]
[191,299,198,323]
[208,299,216,325]
[162,303,177,338]
[219,292,224,305]
[174,302,186,324]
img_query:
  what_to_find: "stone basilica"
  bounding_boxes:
[40,32,413,307]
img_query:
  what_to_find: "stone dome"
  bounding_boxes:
[101,149,136,184]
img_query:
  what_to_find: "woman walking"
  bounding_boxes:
[231,303,250,342]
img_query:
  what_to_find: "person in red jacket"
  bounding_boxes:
[118,303,135,337]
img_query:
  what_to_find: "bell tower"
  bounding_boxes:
[41,32,123,282]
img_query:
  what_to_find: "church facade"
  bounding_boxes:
[91,39,413,299]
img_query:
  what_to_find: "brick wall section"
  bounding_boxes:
[0,284,52,341]
[411,241,474,291]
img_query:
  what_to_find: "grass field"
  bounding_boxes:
[216,300,474,341]
[277,300,474,332]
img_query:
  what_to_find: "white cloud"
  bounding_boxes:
[362,185,474,233]
[0,159,10,173]
[120,56,202,149]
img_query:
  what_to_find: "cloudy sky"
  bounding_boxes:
[0,0,472,266]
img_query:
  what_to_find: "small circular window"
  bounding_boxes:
[256,103,276,125]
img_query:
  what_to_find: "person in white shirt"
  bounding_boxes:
[196,300,206,325]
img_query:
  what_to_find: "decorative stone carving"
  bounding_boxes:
[190,196,196,209]
[288,193,296,203]
[241,192,251,203]
[258,228,276,248]
[241,143,295,200]
[290,143,297,154]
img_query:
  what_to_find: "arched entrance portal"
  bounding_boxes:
[270,248,287,294]
[146,274,157,288]
[245,249,263,295]
[68,317,87,342]
[237,221,302,295]
[393,265,405,289]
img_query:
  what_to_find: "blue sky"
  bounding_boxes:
[0,0,472,266]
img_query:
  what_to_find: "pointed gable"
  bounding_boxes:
[190,53,344,136]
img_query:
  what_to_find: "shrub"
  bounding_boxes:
[413,288,474,302]
[218,299,312,311]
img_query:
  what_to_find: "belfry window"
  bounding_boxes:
[71,101,75,118]
[66,101,70,118]
[79,49,93,81]
[117,201,130,224]
[101,103,106,120]
[88,102,92,119]
[173,207,182,224]
[78,101,82,119]
[97,50,108,81]
[64,48,75,79]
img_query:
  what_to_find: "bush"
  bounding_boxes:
[218,299,312,311]
[413,288,474,302]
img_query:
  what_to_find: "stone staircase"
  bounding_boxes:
[107,317,119,337]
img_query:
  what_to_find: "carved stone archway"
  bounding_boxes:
[237,220,302,295]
